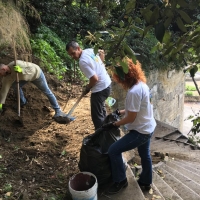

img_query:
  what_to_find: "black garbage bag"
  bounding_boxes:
[78,112,121,187]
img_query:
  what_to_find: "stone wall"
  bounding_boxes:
[111,69,185,132]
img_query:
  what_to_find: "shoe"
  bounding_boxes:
[53,110,75,122]
[137,180,151,190]
[107,178,128,194]
[53,110,67,118]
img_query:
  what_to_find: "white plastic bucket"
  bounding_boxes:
[69,172,98,200]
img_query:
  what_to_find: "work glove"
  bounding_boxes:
[102,121,118,129]
[14,65,22,73]
[82,85,90,95]
[0,104,3,114]
[114,109,121,116]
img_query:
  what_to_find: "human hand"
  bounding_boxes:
[114,109,121,116]
[102,122,118,129]
[14,65,22,73]
[82,85,90,95]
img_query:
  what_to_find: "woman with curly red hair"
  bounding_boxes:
[105,58,156,194]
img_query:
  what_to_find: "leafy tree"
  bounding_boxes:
[84,0,200,94]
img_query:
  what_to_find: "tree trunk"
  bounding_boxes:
[192,77,200,96]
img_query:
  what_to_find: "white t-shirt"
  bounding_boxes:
[125,82,156,134]
[79,49,111,93]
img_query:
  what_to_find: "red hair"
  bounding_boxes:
[112,58,146,90]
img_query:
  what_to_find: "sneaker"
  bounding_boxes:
[137,180,151,190]
[107,178,128,194]
[53,110,66,118]
[53,110,75,121]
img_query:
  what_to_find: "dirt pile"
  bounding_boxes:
[0,58,95,199]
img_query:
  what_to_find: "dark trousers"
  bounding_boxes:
[91,85,111,130]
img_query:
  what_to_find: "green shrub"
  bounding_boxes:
[31,26,72,79]
[185,91,193,96]
[185,85,196,91]
[31,25,88,83]
[31,38,66,79]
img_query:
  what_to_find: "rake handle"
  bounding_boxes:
[67,93,85,116]
[12,38,20,117]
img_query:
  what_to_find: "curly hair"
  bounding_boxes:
[112,58,146,90]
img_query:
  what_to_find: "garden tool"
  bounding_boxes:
[53,93,84,124]
[12,39,24,126]
[66,92,85,119]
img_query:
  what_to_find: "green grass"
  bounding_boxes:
[185,91,193,96]
[185,85,196,91]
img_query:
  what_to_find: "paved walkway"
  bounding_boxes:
[182,101,200,136]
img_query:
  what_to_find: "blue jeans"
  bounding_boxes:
[108,130,153,184]
[90,85,111,130]
[12,70,60,110]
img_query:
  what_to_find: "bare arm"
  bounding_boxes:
[87,74,98,89]
[114,110,137,127]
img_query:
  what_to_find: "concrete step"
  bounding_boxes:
[173,160,200,176]
[98,149,145,200]
[175,141,195,150]
[176,159,200,169]
[153,120,178,138]
[151,138,194,150]
[160,150,200,162]
[151,140,193,152]
[151,141,200,160]
[155,165,200,199]
[153,169,183,200]
[163,131,183,140]
[151,139,179,148]
[98,166,145,200]
[161,162,200,196]
[176,135,189,143]
[141,183,165,200]
[166,160,200,185]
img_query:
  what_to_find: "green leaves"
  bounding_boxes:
[124,43,137,64]
[176,17,187,32]
[150,6,159,25]
[190,65,198,77]
[177,0,188,8]
[125,0,136,14]
[155,22,165,43]
[114,66,125,80]
[178,10,192,24]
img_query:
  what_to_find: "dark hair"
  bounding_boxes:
[66,41,79,51]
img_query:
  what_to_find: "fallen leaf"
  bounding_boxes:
[153,195,162,199]
[40,187,47,191]
[5,192,12,196]
[149,188,153,194]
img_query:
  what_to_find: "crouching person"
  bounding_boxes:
[0,60,73,120]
